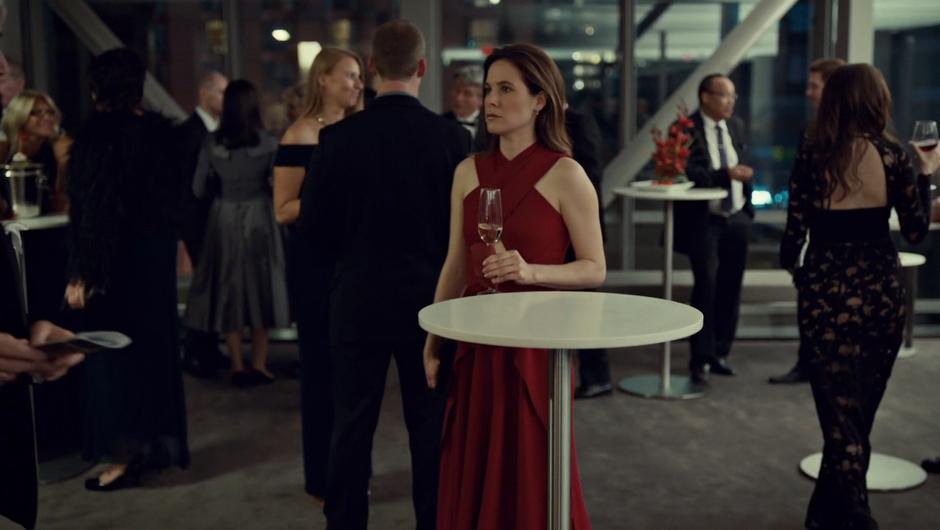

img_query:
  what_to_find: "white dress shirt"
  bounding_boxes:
[195,106,220,133]
[702,113,745,215]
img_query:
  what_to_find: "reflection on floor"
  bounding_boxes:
[38,340,940,529]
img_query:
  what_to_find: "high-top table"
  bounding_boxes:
[897,252,926,359]
[419,291,703,530]
[612,185,727,399]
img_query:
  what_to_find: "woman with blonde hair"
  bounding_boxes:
[272,47,364,502]
[425,43,604,529]
[0,90,72,213]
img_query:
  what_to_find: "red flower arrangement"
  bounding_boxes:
[651,109,694,183]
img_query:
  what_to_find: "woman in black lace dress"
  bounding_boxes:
[65,48,189,491]
[780,64,939,530]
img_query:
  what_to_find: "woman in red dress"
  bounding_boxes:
[424,44,606,530]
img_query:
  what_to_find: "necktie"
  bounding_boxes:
[716,125,733,213]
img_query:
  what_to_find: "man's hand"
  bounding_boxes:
[0,322,85,383]
[728,164,754,182]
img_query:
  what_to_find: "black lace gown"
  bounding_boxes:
[780,137,930,530]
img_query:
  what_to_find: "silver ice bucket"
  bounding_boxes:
[2,160,47,219]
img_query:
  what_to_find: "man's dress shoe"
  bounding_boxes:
[574,382,613,400]
[708,357,736,376]
[922,457,940,474]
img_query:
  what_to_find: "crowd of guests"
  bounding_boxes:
[2,2,940,529]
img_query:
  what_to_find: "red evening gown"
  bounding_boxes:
[437,142,593,530]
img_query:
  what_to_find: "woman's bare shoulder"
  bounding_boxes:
[281,118,322,145]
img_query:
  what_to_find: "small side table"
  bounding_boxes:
[612,186,728,399]
[897,252,925,359]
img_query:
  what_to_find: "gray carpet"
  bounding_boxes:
[34,340,940,530]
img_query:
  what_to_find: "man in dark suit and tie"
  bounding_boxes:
[676,73,754,386]
[178,71,228,378]
[300,19,470,530]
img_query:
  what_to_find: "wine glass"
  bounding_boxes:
[912,120,939,153]
[477,187,502,295]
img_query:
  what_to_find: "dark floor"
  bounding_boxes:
[33,340,940,530]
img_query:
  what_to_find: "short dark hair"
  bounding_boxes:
[372,19,425,81]
[89,48,146,112]
[217,79,262,149]
[809,57,846,83]
[697,73,727,102]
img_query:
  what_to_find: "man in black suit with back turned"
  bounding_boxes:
[299,19,470,530]
[676,73,754,386]
[566,107,614,398]
[178,71,228,378]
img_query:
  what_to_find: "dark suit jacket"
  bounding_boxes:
[565,108,605,242]
[0,230,38,530]
[674,110,753,254]
[177,112,213,259]
[441,110,485,152]
[300,94,471,343]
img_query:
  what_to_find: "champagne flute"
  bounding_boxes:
[912,120,939,152]
[477,187,502,295]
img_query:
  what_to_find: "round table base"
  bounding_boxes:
[799,452,927,491]
[617,375,705,400]
[898,346,917,359]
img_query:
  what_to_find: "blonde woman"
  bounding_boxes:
[272,47,363,503]
[0,90,72,212]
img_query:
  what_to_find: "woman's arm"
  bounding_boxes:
[779,139,812,272]
[894,143,939,245]
[274,123,320,224]
[483,158,606,290]
[274,165,304,224]
[423,157,474,388]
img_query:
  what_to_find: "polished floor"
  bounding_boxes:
[34,339,940,530]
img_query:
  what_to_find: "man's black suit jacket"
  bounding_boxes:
[300,94,471,344]
[176,112,212,260]
[0,230,37,530]
[442,110,485,152]
[565,108,604,240]
[674,110,753,254]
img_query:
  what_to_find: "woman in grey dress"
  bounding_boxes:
[185,79,289,387]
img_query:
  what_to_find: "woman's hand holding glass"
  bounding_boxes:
[482,248,536,286]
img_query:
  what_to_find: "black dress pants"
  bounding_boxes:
[325,329,445,530]
[577,349,611,387]
[686,210,750,369]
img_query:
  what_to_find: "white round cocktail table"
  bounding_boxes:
[897,252,926,359]
[612,185,728,399]
[418,291,703,530]
[799,452,927,492]
[2,213,70,313]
